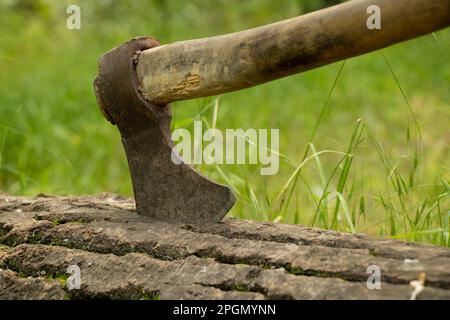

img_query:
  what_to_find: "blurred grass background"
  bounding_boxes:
[0,0,448,246]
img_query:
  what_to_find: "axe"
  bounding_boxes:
[94,0,450,224]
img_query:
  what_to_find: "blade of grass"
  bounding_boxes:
[331,119,365,229]
[335,191,356,233]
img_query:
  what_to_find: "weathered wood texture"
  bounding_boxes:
[136,0,450,104]
[0,193,449,300]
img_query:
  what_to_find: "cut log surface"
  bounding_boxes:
[0,193,449,300]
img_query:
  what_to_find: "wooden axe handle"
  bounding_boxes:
[136,0,450,105]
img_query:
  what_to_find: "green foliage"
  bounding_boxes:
[141,290,160,300]
[0,0,448,246]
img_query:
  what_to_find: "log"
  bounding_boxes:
[0,193,449,300]
[136,0,450,104]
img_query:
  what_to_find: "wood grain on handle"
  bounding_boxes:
[136,0,450,105]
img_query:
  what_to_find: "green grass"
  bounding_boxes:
[0,0,448,246]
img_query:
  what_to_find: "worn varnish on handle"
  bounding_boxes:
[0,194,449,300]
[136,0,450,104]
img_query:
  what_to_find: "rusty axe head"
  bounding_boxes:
[94,37,235,224]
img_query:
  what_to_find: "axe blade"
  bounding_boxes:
[94,37,235,223]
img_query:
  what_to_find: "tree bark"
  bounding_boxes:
[1,193,449,300]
